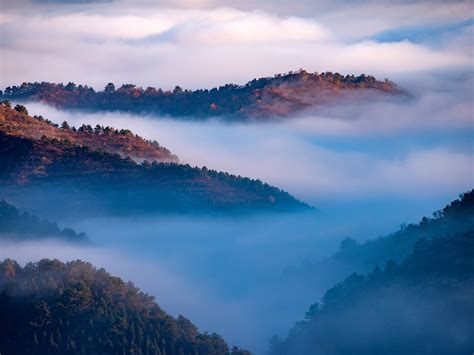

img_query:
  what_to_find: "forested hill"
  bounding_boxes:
[0,103,177,163]
[0,103,309,216]
[0,200,86,242]
[271,230,474,354]
[1,70,404,119]
[0,259,251,355]
[284,190,474,287]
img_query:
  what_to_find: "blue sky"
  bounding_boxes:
[373,18,474,44]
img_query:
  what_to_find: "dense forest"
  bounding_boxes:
[0,259,251,355]
[0,103,309,217]
[0,70,404,119]
[270,229,474,354]
[0,199,86,242]
[284,190,474,291]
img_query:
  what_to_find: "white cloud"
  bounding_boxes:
[153,11,330,45]
[0,3,471,90]
[316,2,473,38]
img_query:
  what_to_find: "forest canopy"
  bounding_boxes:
[0,259,250,355]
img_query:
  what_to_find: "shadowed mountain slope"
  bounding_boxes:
[284,190,474,290]
[271,228,474,355]
[0,103,309,217]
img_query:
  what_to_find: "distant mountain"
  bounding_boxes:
[270,230,474,354]
[0,199,86,242]
[0,103,309,217]
[0,103,177,163]
[0,259,251,355]
[284,190,474,291]
[1,70,405,119]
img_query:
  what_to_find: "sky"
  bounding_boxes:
[0,1,473,353]
[0,0,473,89]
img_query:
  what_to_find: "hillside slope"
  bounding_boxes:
[1,70,405,119]
[0,104,309,217]
[0,259,250,355]
[271,230,474,354]
[0,104,177,162]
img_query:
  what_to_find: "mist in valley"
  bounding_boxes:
[0,212,337,353]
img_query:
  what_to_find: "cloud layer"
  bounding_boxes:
[1,1,472,89]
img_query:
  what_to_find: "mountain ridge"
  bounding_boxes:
[0,103,310,217]
[1,70,405,119]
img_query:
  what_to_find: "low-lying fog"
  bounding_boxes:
[6,75,474,353]
[0,212,432,353]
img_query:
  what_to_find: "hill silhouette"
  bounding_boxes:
[284,190,474,290]
[0,199,86,242]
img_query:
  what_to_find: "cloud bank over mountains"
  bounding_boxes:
[1,0,472,89]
